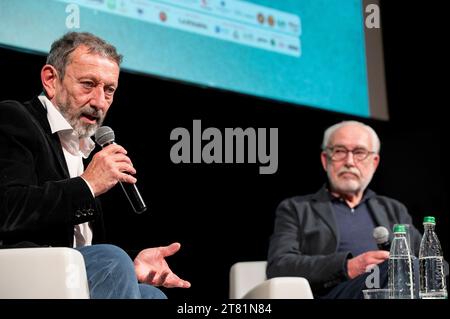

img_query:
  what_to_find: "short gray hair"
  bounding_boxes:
[46,32,123,79]
[321,121,380,153]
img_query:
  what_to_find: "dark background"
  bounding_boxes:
[0,0,447,301]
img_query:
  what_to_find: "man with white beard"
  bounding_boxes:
[267,121,422,298]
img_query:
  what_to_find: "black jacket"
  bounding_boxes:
[0,98,105,247]
[267,185,422,296]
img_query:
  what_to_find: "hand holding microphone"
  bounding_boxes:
[81,126,147,213]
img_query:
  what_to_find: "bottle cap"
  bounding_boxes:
[423,216,436,224]
[393,224,407,234]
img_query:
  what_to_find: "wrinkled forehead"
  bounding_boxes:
[66,45,120,70]
[329,124,373,149]
[64,46,120,83]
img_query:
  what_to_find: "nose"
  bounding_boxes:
[90,85,109,112]
[344,151,356,166]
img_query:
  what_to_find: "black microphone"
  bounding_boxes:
[94,126,147,214]
[373,226,390,251]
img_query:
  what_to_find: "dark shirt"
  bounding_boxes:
[329,189,378,257]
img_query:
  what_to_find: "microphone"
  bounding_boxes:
[94,126,147,214]
[373,226,390,251]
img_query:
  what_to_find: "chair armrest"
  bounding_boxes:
[0,247,90,299]
[243,277,314,299]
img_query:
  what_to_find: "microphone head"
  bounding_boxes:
[95,126,115,147]
[373,226,390,244]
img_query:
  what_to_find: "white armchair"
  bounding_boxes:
[0,247,90,299]
[229,261,314,299]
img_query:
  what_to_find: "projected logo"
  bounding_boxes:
[57,0,302,57]
[159,11,167,22]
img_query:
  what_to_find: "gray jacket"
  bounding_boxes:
[267,185,422,295]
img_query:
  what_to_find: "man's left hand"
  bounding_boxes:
[134,242,191,288]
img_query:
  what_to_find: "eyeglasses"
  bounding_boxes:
[326,146,375,162]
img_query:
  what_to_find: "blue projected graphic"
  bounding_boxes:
[0,0,369,117]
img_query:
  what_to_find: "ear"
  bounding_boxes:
[41,64,59,99]
[320,151,328,171]
[372,153,380,170]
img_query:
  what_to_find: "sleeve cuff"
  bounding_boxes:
[80,176,95,198]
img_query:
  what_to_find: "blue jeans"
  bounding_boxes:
[76,244,167,299]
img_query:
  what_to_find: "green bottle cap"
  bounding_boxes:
[423,216,436,224]
[393,224,407,233]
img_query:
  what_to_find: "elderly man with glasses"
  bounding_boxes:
[267,121,422,298]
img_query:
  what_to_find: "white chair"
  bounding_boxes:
[229,261,314,299]
[0,247,90,299]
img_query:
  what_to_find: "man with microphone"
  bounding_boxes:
[267,121,422,298]
[0,32,190,298]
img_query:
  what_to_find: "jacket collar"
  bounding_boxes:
[310,185,340,246]
[26,96,52,134]
[24,97,70,178]
[311,184,376,203]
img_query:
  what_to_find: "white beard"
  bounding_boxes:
[327,170,373,196]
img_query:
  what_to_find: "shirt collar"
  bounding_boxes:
[326,185,375,204]
[38,95,95,158]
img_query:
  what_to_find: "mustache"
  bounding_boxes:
[337,168,360,177]
[78,105,104,120]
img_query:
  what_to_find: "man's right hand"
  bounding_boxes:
[347,250,390,279]
[81,144,136,197]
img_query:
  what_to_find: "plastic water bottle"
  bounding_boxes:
[388,224,415,299]
[419,216,448,299]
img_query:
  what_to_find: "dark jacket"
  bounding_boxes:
[267,185,422,296]
[0,98,105,248]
